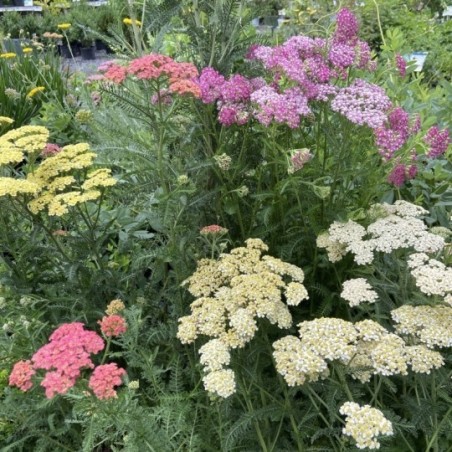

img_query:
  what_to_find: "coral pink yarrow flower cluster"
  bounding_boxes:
[8,322,125,400]
[99,315,127,337]
[99,53,201,98]
[88,363,126,399]
[9,360,35,391]
[31,322,104,398]
[200,224,228,235]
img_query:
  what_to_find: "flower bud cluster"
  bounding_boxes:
[177,239,308,397]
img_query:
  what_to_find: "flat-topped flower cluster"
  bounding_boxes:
[0,125,116,216]
[9,302,127,400]
[177,238,308,398]
[317,200,445,265]
[95,54,201,99]
[339,402,393,450]
[273,317,445,386]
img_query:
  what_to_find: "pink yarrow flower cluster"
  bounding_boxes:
[197,69,265,126]
[375,107,411,160]
[423,126,450,159]
[198,8,375,129]
[9,360,35,391]
[331,79,392,129]
[251,86,311,128]
[9,322,126,400]
[31,322,104,398]
[41,143,62,158]
[200,224,228,235]
[88,363,126,400]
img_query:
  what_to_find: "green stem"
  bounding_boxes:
[372,0,387,48]
[238,374,269,452]
[426,406,452,452]
[100,337,111,365]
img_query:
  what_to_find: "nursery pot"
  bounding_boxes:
[3,38,23,55]
[58,44,72,59]
[95,39,107,51]
[70,42,81,56]
[80,46,96,60]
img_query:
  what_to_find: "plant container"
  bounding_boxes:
[80,46,96,60]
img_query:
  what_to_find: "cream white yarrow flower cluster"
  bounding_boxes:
[317,201,445,265]
[339,402,393,450]
[341,278,378,307]
[391,305,452,348]
[178,238,308,398]
[274,317,446,386]
[407,253,452,298]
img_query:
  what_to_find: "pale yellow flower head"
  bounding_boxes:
[0,116,14,125]
[0,53,16,59]
[57,23,71,30]
[123,17,142,27]
[26,87,45,99]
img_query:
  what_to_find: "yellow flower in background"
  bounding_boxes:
[22,47,33,54]
[57,23,71,30]
[123,17,142,27]
[0,53,16,59]
[0,116,14,125]
[26,87,45,99]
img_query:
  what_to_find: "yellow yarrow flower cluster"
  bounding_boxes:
[26,87,45,99]
[57,23,71,30]
[106,299,126,315]
[0,125,49,175]
[0,178,40,197]
[0,53,16,59]
[1,125,49,155]
[177,238,308,398]
[27,143,116,216]
[0,125,116,216]
[123,17,142,27]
